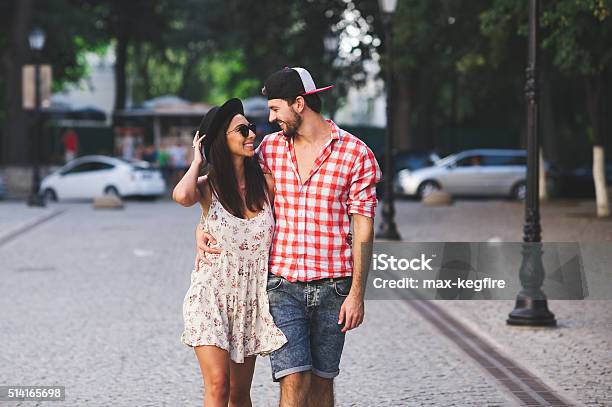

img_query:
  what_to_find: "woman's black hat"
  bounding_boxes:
[198,98,244,160]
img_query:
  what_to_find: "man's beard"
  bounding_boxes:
[279,109,302,138]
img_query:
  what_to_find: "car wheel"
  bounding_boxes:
[417,180,441,199]
[42,188,58,203]
[511,182,526,201]
[104,186,121,198]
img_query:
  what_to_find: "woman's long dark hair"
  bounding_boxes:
[205,115,269,219]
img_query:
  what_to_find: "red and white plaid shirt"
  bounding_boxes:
[256,120,381,282]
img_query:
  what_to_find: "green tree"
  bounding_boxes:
[542,0,612,216]
[121,0,377,111]
[354,0,525,152]
[81,0,182,110]
[482,0,612,214]
[0,0,106,165]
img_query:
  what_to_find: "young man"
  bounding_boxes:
[195,67,381,406]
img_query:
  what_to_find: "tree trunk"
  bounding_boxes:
[540,66,558,199]
[114,32,128,111]
[1,0,33,165]
[414,70,435,151]
[391,73,414,151]
[135,43,151,103]
[178,52,198,99]
[585,74,609,217]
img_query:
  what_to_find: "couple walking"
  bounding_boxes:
[173,67,381,406]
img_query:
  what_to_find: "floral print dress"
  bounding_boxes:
[181,191,287,363]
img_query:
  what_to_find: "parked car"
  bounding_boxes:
[0,171,6,200]
[548,162,612,198]
[376,150,441,197]
[396,149,529,200]
[40,155,166,201]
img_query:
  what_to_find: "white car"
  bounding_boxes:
[396,149,528,200]
[40,155,166,201]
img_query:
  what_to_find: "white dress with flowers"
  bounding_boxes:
[180,191,287,363]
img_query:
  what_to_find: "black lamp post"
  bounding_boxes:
[507,0,556,326]
[375,0,401,240]
[27,27,46,207]
[323,32,339,121]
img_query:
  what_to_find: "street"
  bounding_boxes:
[1,198,610,406]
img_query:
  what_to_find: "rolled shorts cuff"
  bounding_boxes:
[273,365,312,382]
[312,367,340,379]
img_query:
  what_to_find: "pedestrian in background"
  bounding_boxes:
[158,140,171,188]
[62,127,79,163]
[142,144,158,165]
[169,139,188,186]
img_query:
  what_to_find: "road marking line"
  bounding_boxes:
[406,299,575,406]
[0,209,66,248]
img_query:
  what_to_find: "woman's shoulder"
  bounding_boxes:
[263,172,274,191]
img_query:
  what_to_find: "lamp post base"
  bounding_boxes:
[375,221,401,240]
[507,296,556,326]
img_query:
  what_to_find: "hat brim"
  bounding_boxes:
[302,85,334,95]
[203,98,244,160]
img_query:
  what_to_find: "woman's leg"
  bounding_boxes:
[194,345,231,407]
[229,356,256,407]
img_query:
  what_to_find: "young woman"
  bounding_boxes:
[173,98,287,407]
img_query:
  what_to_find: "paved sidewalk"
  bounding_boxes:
[0,200,518,406]
[0,198,609,406]
[0,202,66,243]
[381,198,612,406]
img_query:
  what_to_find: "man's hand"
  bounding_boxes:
[195,225,221,267]
[338,293,364,333]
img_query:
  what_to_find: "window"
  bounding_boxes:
[482,155,526,166]
[63,161,114,175]
[455,155,482,167]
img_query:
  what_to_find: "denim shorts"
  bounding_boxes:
[266,273,352,382]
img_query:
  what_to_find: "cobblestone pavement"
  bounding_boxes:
[1,198,609,406]
[377,198,612,407]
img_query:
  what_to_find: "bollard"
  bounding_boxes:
[93,194,124,209]
[422,190,454,206]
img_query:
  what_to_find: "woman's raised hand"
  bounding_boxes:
[192,131,206,165]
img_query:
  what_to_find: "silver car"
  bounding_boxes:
[396,149,528,200]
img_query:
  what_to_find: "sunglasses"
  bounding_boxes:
[227,123,256,138]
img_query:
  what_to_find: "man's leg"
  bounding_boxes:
[266,274,312,406]
[309,278,352,407]
[280,371,311,407]
[308,375,334,407]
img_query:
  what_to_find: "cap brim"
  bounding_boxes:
[302,85,334,96]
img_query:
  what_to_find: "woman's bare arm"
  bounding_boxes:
[172,132,205,207]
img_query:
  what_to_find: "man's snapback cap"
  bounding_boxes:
[262,67,333,100]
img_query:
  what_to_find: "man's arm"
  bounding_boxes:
[338,214,373,333]
[195,222,220,266]
[338,142,381,333]
[349,214,374,300]
[193,176,221,267]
